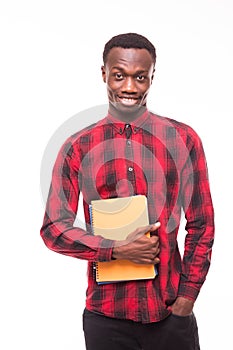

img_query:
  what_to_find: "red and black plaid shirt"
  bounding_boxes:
[40,109,214,323]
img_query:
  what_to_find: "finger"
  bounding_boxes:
[136,222,161,235]
[150,235,160,244]
[126,222,161,243]
[126,225,151,241]
[133,256,160,265]
[150,245,160,258]
[149,222,161,232]
[136,222,161,237]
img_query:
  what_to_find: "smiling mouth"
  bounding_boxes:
[117,96,140,106]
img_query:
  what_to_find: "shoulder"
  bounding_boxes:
[149,112,202,148]
[59,116,107,157]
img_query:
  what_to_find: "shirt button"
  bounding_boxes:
[127,140,131,145]
[128,167,133,172]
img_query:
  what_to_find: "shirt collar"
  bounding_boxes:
[105,108,150,135]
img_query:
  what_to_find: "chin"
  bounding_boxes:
[111,101,146,114]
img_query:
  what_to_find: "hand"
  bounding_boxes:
[112,222,161,264]
[171,297,194,317]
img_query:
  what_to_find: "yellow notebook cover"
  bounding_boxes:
[90,195,156,283]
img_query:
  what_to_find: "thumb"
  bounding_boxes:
[126,222,161,242]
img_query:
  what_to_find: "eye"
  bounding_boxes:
[115,72,124,80]
[137,75,145,81]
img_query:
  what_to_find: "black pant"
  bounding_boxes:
[83,308,200,350]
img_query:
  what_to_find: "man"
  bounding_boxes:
[40,33,214,349]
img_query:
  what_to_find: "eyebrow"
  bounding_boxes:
[111,66,149,74]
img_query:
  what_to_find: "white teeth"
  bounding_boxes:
[117,97,138,105]
[121,98,136,102]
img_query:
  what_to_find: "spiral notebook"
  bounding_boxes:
[90,195,157,283]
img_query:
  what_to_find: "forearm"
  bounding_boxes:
[178,184,214,300]
[40,215,114,262]
[179,137,215,300]
[179,187,214,300]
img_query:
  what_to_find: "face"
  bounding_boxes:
[101,47,155,114]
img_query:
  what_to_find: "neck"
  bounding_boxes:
[108,102,147,123]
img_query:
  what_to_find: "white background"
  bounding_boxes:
[1,0,232,349]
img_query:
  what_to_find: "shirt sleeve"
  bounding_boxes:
[40,137,114,262]
[178,130,215,301]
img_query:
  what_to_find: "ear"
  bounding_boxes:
[101,65,106,83]
[151,67,155,84]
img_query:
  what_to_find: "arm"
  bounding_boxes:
[40,138,114,262]
[172,132,214,315]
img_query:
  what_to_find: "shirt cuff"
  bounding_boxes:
[177,283,201,302]
[95,238,114,262]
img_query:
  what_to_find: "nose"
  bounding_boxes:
[121,77,137,93]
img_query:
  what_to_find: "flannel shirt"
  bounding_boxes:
[40,109,214,323]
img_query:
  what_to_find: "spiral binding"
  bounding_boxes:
[89,204,100,282]
[93,262,98,281]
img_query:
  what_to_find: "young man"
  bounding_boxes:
[40,33,214,350]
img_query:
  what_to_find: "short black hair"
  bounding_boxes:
[103,33,156,65]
